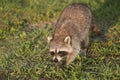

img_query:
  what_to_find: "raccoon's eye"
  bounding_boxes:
[50,52,54,56]
[58,51,68,57]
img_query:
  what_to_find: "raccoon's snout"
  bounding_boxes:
[53,58,58,62]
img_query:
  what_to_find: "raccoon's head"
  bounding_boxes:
[48,36,73,62]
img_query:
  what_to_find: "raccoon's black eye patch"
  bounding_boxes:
[58,51,68,57]
[50,52,54,56]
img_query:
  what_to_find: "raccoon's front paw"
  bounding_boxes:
[65,62,71,66]
[65,63,70,66]
[81,49,87,55]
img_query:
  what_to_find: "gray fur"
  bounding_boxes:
[48,3,92,65]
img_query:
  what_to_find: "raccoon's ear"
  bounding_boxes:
[47,36,53,43]
[64,36,71,45]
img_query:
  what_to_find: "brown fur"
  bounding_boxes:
[48,3,100,65]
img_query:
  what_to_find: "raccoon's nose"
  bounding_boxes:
[54,58,58,62]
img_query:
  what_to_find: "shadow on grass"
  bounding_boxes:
[94,0,120,34]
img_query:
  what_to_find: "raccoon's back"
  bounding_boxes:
[56,3,92,29]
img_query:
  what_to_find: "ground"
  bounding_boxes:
[0,0,120,80]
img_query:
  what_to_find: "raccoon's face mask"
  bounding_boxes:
[49,50,68,62]
[48,36,73,62]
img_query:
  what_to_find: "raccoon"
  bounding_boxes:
[48,3,99,65]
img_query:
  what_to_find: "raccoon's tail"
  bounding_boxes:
[91,18,101,35]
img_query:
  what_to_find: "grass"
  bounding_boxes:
[0,0,120,80]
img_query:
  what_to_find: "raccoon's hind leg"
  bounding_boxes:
[91,18,101,35]
[81,36,89,55]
